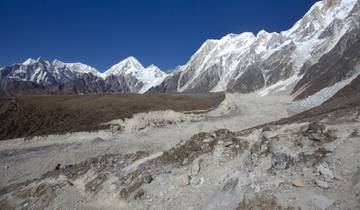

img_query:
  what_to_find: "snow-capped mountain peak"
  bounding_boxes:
[23,58,38,65]
[104,56,145,77]
[151,0,359,94]
[101,57,167,93]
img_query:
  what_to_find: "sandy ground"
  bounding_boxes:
[0,93,292,188]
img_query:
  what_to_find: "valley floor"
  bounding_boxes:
[0,92,359,209]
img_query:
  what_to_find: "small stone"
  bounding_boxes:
[222,177,239,193]
[143,175,153,184]
[23,203,29,207]
[315,179,329,189]
[4,165,9,169]
[317,164,334,180]
[67,180,74,186]
[308,133,322,141]
[262,131,276,141]
[292,177,305,187]
[223,139,234,147]
[271,152,290,170]
[55,163,61,171]
[132,189,145,200]
[177,175,191,188]
[351,129,359,137]
[191,177,205,186]
[92,137,106,144]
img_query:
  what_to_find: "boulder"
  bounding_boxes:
[316,164,334,180]
[143,175,153,184]
[292,177,305,187]
[308,133,322,141]
[271,153,290,170]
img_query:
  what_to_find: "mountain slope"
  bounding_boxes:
[150,0,360,97]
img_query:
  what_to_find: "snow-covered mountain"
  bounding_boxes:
[0,57,167,94]
[103,57,167,93]
[1,0,359,98]
[151,0,360,98]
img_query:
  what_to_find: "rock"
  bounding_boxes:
[191,159,202,177]
[312,194,334,210]
[92,137,106,145]
[143,175,153,184]
[132,189,145,200]
[308,133,322,141]
[315,179,330,189]
[292,177,305,187]
[307,122,325,133]
[262,131,276,141]
[4,165,9,169]
[55,163,61,171]
[351,129,359,137]
[222,177,239,193]
[177,175,191,188]
[182,158,189,165]
[222,139,234,147]
[316,164,334,180]
[191,177,205,186]
[271,152,290,170]
[203,138,213,143]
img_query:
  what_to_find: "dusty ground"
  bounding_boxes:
[0,92,359,209]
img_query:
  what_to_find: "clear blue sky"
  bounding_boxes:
[0,0,318,72]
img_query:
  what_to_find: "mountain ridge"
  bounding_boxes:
[1,0,359,100]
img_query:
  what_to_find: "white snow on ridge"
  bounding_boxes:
[52,59,100,76]
[173,0,359,93]
[8,56,168,93]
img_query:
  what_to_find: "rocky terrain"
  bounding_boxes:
[0,88,359,210]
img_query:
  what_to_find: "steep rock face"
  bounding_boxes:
[293,28,360,100]
[152,0,359,95]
